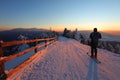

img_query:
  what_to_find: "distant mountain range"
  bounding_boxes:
[0,28,50,41]
[102,31,120,36]
[2,28,48,32]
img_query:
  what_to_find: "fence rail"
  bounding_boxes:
[0,37,57,80]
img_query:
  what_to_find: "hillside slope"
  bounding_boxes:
[8,37,120,80]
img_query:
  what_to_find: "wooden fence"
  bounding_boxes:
[0,37,57,80]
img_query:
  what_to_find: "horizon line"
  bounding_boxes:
[0,27,120,32]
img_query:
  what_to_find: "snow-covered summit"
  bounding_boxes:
[7,36,120,80]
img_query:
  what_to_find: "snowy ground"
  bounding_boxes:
[7,36,120,80]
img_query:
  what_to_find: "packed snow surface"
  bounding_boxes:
[7,36,120,80]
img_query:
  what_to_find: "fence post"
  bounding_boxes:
[45,39,47,47]
[49,39,51,44]
[35,38,38,53]
[0,40,4,57]
[54,38,56,42]
[0,40,6,79]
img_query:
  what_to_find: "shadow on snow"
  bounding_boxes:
[86,58,99,80]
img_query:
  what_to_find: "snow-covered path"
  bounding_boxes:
[8,37,120,80]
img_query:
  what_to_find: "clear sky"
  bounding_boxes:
[0,0,120,31]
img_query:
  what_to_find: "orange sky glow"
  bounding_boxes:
[0,24,120,32]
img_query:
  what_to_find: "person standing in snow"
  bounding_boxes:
[89,28,102,59]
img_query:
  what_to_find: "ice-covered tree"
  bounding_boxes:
[115,44,120,53]
[17,34,28,40]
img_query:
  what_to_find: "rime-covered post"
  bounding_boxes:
[0,39,6,79]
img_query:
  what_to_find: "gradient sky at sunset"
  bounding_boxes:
[0,0,120,31]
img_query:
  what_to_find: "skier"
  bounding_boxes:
[89,28,102,59]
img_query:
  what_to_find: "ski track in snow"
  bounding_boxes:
[8,37,120,80]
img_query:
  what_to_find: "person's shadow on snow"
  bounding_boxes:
[86,58,99,80]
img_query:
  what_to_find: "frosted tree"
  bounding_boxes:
[17,34,28,40]
[16,35,29,52]
[115,44,120,54]
[103,41,108,49]
[73,28,80,40]
[108,43,115,52]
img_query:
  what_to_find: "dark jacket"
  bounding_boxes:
[90,32,101,47]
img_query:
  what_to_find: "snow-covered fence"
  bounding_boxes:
[0,37,57,80]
